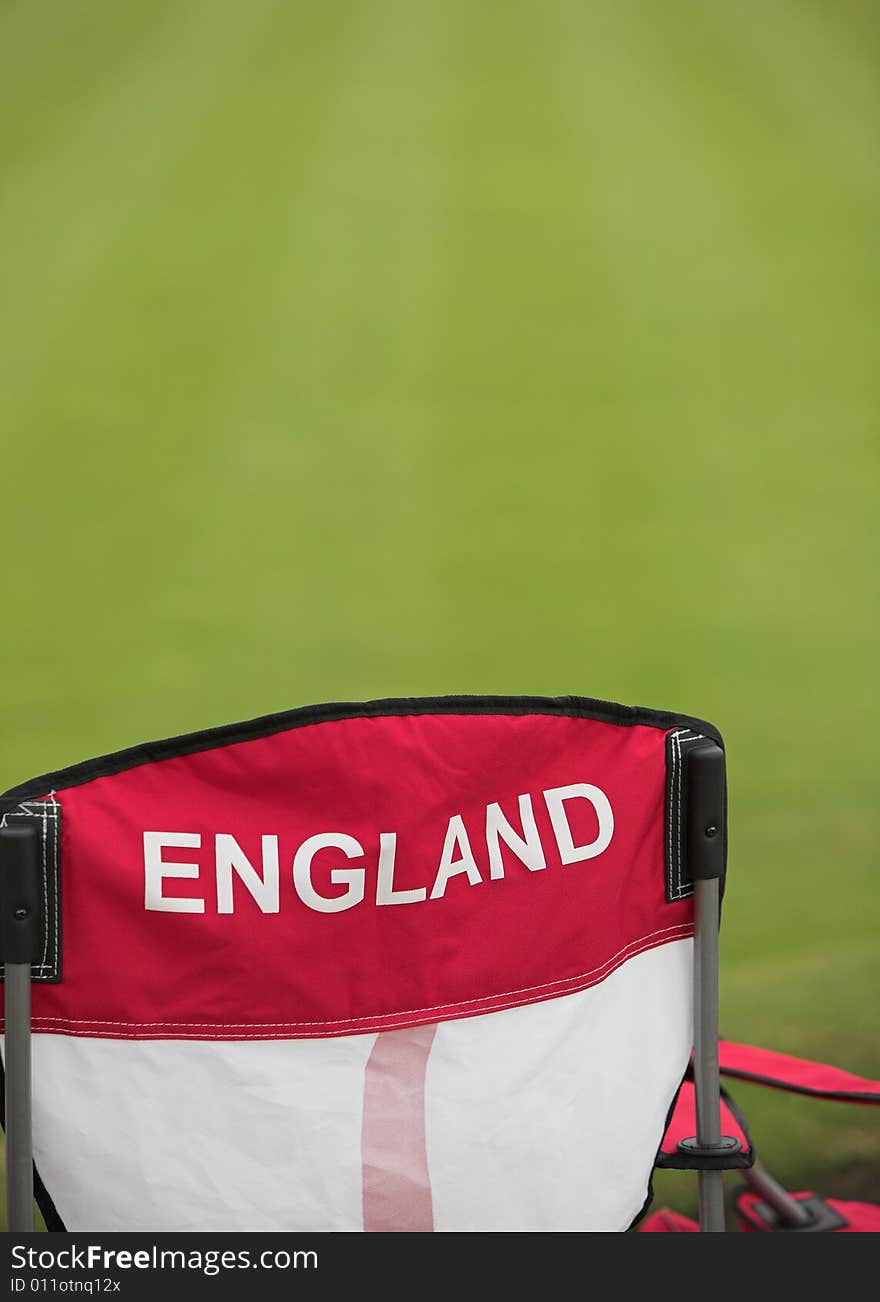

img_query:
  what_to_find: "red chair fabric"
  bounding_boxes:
[734,1190,880,1233]
[639,1207,699,1232]
[656,1080,753,1169]
[718,1040,880,1104]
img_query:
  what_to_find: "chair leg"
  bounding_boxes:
[742,1160,814,1228]
[4,962,35,1232]
[1,823,39,1233]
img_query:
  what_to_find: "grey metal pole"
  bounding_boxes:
[743,1160,813,1228]
[1,822,40,1233]
[4,963,34,1230]
[693,874,725,1232]
[680,742,730,1232]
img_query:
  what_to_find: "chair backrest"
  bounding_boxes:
[0,694,725,1232]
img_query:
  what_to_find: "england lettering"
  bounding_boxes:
[143,782,614,915]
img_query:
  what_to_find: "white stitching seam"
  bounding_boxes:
[674,730,685,897]
[40,800,48,969]
[22,922,693,1033]
[667,730,686,899]
[667,730,705,901]
[678,734,707,897]
[23,928,694,1039]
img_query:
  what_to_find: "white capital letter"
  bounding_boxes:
[215,835,279,914]
[485,794,546,879]
[376,832,427,905]
[144,832,204,913]
[293,833,366,914]
[430,815,482,899]
[544,784,614,863]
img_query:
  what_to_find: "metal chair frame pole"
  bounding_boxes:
[677,743,739,1232]
[1,822,40,1233]
[693,873,725,1230]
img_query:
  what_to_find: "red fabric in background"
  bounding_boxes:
[659,1080,750,1157]
[735,1191,880,1233]
[1,712,691,1039]
[719,1040,880,1103]
[639,1208,699,1232]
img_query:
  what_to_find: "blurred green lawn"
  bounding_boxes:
[1,0,878,1229]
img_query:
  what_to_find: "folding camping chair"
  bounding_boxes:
[645,1037,880,1232]
[0,694,749,1231]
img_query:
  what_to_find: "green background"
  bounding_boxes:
[1,0,878,1229]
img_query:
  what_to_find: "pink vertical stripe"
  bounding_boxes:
[361,1024,437,1232]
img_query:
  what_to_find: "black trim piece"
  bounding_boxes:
[627,1173,657,1232]
[34,1161,66,1233]
[0,1055,67,1232]
[1,693,723,808]
[673,1135,746,1171]
[718,1065,880,1105]
[664,732,728,904]
[654,1085,754,1171]
[0,799,62,984]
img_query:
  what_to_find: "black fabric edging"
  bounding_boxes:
[1,693,723,808]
